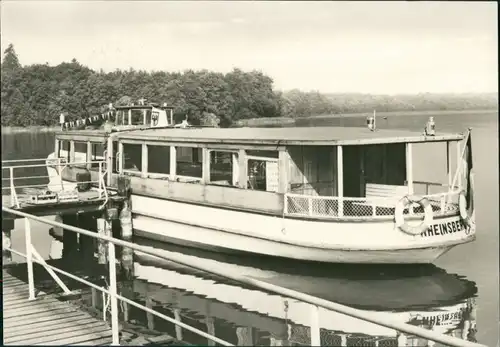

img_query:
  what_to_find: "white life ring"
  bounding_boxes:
[459,190,474,228]
[395,196,434,236]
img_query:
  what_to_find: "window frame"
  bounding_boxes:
[145,143,172,179]
[207,148,239,186]
[121,141,143,175]
[175,145,203,181]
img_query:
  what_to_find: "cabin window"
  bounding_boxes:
[147,145,171,176]
[209,150,238,186]
[246,150,279,192]
[123,143,142,172]
[287,146,337,197]
[116,111,125,126]
[362,144,406,188]
[176,147,202,179]
[91,143,106,168]
[60,140,70,162]
[74,141,88,164]
[131,110,143,125]
[112,142,119,174]
[74,142,87,154]
[145,110,152,126]
[56,140,62,158]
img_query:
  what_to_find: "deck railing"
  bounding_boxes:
[1,158,108,208]
[2,206,485,347]
[285,190,461,219]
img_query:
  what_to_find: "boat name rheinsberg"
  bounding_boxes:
[421,219,468,237]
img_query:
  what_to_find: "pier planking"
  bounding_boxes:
[2,270,114,346]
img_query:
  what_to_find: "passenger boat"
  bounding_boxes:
[46,101,476,264]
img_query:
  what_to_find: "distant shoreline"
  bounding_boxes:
[235,108,498,126]
[307,108,498,119]
[1,108,497,132]
[1,126,61,134]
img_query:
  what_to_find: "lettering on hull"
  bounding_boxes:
[410,309,465,326]
[421,219,469,237]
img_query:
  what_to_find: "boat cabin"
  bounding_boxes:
[53,115,467,220]
[111,127,465,218]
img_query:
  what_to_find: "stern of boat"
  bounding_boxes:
[282,187,476,264]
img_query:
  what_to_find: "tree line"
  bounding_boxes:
[1,44,497,127]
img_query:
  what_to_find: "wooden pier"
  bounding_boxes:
[2,270,114,346]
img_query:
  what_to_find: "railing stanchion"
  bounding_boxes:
[98,162,103,199]
[441,195,446,215]
[310,304,321,346]
[9,167,15,206]
[24,217,36,300]
[283,194,288,215]
[173,308,183,340]
[108,231,120,345]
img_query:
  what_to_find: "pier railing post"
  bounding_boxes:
[98,162,103,199]
[173,308,183,340]
[107,229,120,346]
[24,218,36,300]
[310,304,321,346]
[9,167,15,206]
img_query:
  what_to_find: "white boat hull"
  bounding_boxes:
[134,223,454,264]
[130,195,475,264]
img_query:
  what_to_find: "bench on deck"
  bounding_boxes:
[364,183,408,208]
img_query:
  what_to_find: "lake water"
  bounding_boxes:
[2,111,498,346]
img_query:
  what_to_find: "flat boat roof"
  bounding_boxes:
[113,126,465,146]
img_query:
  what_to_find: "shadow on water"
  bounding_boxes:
[10,234,477,346]
[129,239,480,346]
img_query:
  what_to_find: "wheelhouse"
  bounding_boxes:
[113,104,174,127]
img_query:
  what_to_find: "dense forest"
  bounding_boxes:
[1,44,497,127]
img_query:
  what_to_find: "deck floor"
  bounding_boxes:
[2,188,105,209]
[2,270,114,346]
[1,187,123,219]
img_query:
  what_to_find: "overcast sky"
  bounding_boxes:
[1,1,497,94]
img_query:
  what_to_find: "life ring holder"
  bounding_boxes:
[459,190,474,228]
[395,196,433,236]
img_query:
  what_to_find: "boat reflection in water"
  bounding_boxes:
[129,237,478,346]
[49,236,479,346]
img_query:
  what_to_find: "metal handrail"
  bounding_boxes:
[1,181,100,191]
[285,189,460,202]
[3,246,233,346]
[285,189,460,219]
[1,206,486,347]
[1,158,50,163]
[2,174,52,181]
[2,159,105,170]
[2,159,108,208]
